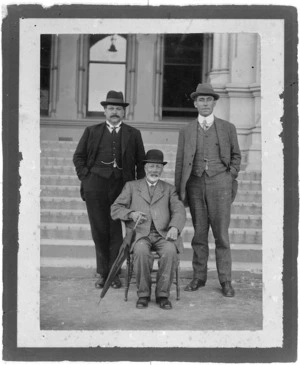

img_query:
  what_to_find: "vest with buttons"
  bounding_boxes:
[91,127,122,179]
[192,122,227,177]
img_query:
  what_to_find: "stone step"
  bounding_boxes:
[41,175,261,194]
[40,258,262,275]
[40,157,261,181]
[41,148,177,160]
[41,209,262,229]
[40,184,262,202]
[40,239,262,264]
[40,197,262,215]
[40,223,262,244]
[40,166,261,189]
[40,140,249,165]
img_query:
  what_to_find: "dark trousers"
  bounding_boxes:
[186,171,233,284]
[82,173,123,278]
[133,231,178,298]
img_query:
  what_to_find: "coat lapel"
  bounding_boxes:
[187,119,198,155]
[213,117,228,165]
[121,123,131,156]
[151,180,165,205]
[91,123,106,161]
[139,179,151,204]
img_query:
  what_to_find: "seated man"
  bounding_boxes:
[111,149,186,310]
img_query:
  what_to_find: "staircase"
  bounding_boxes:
[40,140,262,273]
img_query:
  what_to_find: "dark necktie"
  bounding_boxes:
[111,127,117,137]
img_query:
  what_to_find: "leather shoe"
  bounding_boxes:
[156,297,172,310]
[111,276,122,289]
[95,276,106,289]
[221,281,235,297]
[184,278,206,292]
[136,297,150,309]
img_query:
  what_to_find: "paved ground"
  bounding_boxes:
[40,267,262,331]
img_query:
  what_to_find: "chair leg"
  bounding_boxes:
[124,255,134,301]
[176,262,180,300]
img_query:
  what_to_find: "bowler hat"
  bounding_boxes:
[100,90,129,107]
[190,83,219,100]
[143,149,167,165]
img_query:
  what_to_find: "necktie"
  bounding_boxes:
[202,119,209,131]
[149,184,155,198]
[111,127,117,137]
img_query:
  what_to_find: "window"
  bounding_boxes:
[162,34,204,118]
[40,35,52,116]
[87,34,127,116]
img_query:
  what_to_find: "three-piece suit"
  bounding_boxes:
[111,178,186,298]
[175,117,241,284]
[73,122,145,279]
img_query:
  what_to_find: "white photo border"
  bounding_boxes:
[18,18,284,348]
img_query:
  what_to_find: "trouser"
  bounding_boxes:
[133,231,178,298]
[82,173,123,278]
[186,171,233,284]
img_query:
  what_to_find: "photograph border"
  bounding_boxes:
[2,4,298,362]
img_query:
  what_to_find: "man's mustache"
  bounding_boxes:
[111,115,120,118]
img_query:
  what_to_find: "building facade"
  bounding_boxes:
[40,33,261,171]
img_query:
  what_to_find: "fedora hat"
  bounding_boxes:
[100,90,129,107]
[190,83,219,100]
[143,149,167,165]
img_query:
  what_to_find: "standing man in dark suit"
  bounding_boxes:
[73,91,145,290]
[175,83,241,297]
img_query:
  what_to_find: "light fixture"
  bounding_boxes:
[108,35,117,52]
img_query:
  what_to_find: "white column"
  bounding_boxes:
[76,35,88,118]
[49,35,59,117]
[154,34,164,121]
[134,34,156,122]
[125,35,137,121]
[209,33,230,84]
[246,34,261,170]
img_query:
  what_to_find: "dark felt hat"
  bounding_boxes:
[100,90,129,107]
[143,149,167,165]
[190,83,220,100]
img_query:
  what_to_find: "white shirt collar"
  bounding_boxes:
[106,121,122,131]
[198,114,214,127]
[146,179,159,187]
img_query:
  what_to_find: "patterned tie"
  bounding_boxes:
[202,119,209,131]
[149,184,155,198]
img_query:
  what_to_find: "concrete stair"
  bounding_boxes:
[40,140,262,272]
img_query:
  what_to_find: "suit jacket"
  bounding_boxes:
[175,117,241,205]
[111,178,187,253]
[73,122,146,199]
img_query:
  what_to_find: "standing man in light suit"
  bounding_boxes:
[73,91,145,290]
[175,83,241,297]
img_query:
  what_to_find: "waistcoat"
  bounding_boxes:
[192,123,227,177]
[91,127,122,179]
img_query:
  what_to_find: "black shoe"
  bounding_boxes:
[184,278,206,292]
[156,297,172,310]
[95,276,106,289]
[136,297,150,309]
[221,281,235,297]
[111,276,122,289]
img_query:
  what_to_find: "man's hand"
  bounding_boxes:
[129,211,147,224]
[166,227,178,241]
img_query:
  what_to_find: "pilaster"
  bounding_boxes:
[55,35,79,119]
